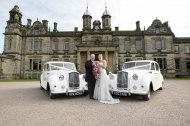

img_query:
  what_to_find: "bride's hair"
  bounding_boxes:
[98,54,103,57]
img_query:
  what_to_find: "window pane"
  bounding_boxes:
[9,38,12,49]
[34,41,38,50]
[53,41,59,50]
[187,62,190,69]
[124,41,131,51]
[33,59,38,70]
[156,41,162,49]
[64,42,69,50]
[174,46,179,53]
[185,46,190,53]
[175,59,180,69]
[156,28,160,33]
[64,59,69,62]
[33,41,42,50]
[136,41,142,50]
[39,60,41,70]
[162,40,165,49]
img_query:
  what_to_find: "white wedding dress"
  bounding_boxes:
[93,64,120,104]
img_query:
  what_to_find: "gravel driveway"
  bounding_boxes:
[0,80,190,126]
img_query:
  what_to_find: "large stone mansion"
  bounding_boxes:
[0,5,190,79]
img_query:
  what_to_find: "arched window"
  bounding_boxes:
[8,36,13,49]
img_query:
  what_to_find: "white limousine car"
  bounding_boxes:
[40,61,87,99]
[108,60,164,101]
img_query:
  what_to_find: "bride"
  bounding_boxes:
[93,54,120,104]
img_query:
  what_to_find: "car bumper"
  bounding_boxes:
[110,89,148,96]
[51,89,87,95]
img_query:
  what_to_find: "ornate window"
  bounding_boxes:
[53,41,59,51]
[30,59,41,70]
[30,39,42,51]
[64,42,69,50]
[8,36,13,49]
[124,40,131,51]
[154,58,166,70]
[185,46,190,53]
[155,28,160,34]
[186,59,190,70]
[154,39,165,50]
[175,59,180,70]
[51,58,59,61]
[136,40,142,50]
[64,59,69,62]
[174,45,179,53]
[34,41,42,50]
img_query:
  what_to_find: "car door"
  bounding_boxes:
[150,62,159,90]
[42,64,49,90]
[155,63,162,89]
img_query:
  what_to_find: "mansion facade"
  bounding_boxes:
[0,5,190,79]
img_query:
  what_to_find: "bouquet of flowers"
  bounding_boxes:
[92,64,100,80]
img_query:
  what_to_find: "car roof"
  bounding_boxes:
[45,61,75,64]
[124,60,157,63]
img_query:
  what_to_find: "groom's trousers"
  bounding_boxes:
[88,81,96,99]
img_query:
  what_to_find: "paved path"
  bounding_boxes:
[0,80,190,126]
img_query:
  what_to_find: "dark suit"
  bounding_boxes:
[85,60,96,99]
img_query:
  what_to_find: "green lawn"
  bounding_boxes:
[164,78,190,80]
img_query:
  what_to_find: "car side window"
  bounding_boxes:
[151,63,155,70]
[155,63,160,71]
[43,64,46,71]
[47,64,50,71]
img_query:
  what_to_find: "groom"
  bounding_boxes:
[85,54,96,99]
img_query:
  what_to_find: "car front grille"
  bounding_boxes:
[117,71,128,89]
[69,72,79,89]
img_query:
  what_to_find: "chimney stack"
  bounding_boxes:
[115,26,119,31]
[53,22,57,32]
[136,21,141,31]
[27,19,32,26]
[42,20,48,31]
[74,27,78,32]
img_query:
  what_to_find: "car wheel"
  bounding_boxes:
[40,82,44,90]
[143,88,150,101]
[50,90,56,99]
[159,82,163,90]
[40,85,44,90]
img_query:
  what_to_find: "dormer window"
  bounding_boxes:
[155,28,160,34]
[34,30,39,35]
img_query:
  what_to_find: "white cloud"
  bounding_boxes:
[0,0,190,53]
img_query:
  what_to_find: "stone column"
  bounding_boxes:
[87,50,90,60]
[115,51,118,72]
[105,50,108,61]
[77,51,81,71]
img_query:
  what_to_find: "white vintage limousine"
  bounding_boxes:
[40,61,88,99]
[108,60,164,101]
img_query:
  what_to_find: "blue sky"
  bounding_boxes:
[0,0,190,53]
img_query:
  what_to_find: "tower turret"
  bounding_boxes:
[82,6,92,31]
[102,5,111,30]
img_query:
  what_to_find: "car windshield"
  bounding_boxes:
[122,62,150,70]
[50,63,75,70]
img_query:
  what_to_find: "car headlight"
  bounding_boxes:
[132,74,138,80]
[59,75,64,81]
